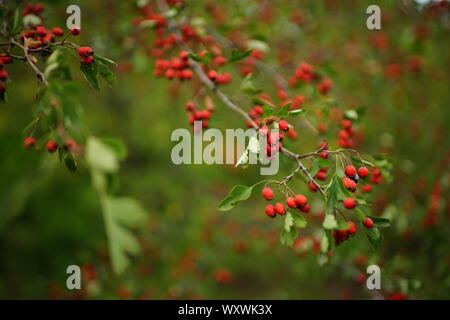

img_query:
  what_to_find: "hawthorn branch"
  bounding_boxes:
[11,38,48,86]
[157,0,325,196]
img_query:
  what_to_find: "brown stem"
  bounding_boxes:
[11,38,48,86]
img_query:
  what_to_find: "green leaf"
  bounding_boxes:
[218,180,267,211]
[344,109,359,121]
[245,39,269,53]
[325,175,339,214]
[337,220,349,230]
[103,196,147,274]
[288,108,306,116]
[274,103,292,117]
[366,227,383,250]
[229,48,252,63]
[188,53,203,62]
[80,63,99,90]
[96,60,116,86]
[284,212,294,232]
[101,137,128,160]
[218,185,254,211]
[240,73,262,94]
[63,152,77,172]
[321,230,333,253]
[261,105,274,117]
[22,14,41,27]
[323,214,338,229]
[369,216,391,228]
[290,210,307,228]
[86,137,119,173]
[11,9,21,34]
[280,227,297,246]
[93,54,117,66]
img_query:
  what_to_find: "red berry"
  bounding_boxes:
[345,165,357,177]
[0,69,8,81]
[274,203,286,215]
[165,68,175,79]
[265,205,276,218]
[363,217,374,228]
[278,120,289,131]
[286,197,297,209]
[23,137,36,149]
[46,141,58,153]
[36,26,46,37]
[78,46,94,57]
[182,69,192,80]
[64,139,78,151]
[208,70,218,81]
[294,194,308,207]
[267,132,282,145]
[342,177,357,192]
[358,167,369,178]
[259,126,269,136]
[341,119,352,129]
[347,221,357,235]
[253,105,264,115]
[201,110,211,120]
[361,184,372,193]
[179,51,189,60]
[53,27,63,36]
[320,151,328,159]
[185,101,195,111]
[343,198,357,209]
[71,27,81,36]
[315,171,327,181]
[308,181,318,192]
[81,56,94,65]
[262,187,274,201]
[299,203,310,213]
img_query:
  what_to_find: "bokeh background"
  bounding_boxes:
[0,0,449,299]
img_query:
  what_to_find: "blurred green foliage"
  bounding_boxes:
[0,0,449,299]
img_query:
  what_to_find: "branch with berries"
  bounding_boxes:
[1,3,147,275]
[131,0,392,253]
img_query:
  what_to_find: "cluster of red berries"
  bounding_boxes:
[185,101,213,130]
[238,50,264,76]
[207,69,232,84]
[288,62,315,86]
[0,57,11,94]
[154,51,192,80]
[22,3,44,16]
[23,137,78,153]
[78,46,95,65]
[332,221,357,245]
[317,78,332,95]
[262,187,311,218]
[342,165,368,191]
[258,125,285,158]
[245,105,264,128]
[20,25,64,48]
[338,119,355,148]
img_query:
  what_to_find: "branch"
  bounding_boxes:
[10,38,48,86]
[156,1,326,195]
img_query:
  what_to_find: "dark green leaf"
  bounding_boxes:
[229,48,253,63]
[63,152,77,172]
[80,63,100,90]
[93,54,117,66]
[369,216,391,228]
